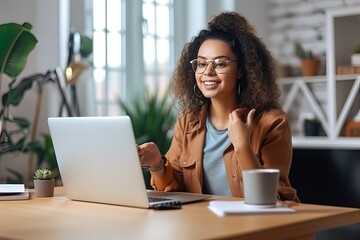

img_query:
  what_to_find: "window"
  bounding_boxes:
[142,0,174,95]
[88,0,174,116]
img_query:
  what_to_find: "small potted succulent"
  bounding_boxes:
[33,168,55,197]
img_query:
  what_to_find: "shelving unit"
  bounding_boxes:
[278,75,359,149]
[277,6,360,149]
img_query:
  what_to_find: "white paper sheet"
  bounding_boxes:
[208,200,296,217]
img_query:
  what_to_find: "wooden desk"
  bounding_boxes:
[0,187,359,240]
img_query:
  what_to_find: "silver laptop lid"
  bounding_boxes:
[48,116,151,208]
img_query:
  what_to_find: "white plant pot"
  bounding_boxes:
[351,53,360,66]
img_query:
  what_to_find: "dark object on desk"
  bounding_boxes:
[152,201,181,210]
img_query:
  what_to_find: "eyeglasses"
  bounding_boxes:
[190,58,237,74]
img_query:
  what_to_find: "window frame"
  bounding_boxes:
[85,0,177,116]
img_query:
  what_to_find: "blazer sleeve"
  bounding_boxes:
[256,110,300,202]
[150,117,186,191]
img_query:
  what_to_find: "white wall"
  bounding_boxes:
[183,0,268,45]
[235,0,269,45]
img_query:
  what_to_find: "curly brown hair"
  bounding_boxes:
[171,11,280,116]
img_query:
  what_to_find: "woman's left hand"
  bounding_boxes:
[228,108,256,150]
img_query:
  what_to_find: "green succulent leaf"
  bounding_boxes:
[0,22,38,78]
[34,168,54,180]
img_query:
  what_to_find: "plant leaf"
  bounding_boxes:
[0,22,38,78]
[2,75,35,106]
[5,167,24,184]
[117,90,176,153]
[0,130,27,155]
[7,116,31,129]
[80,35,93,58]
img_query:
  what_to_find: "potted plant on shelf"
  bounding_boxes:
[33,168,55,197]
[294,42,319,76]
[351,44,360,66]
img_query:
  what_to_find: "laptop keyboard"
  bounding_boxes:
[149,197,182,210]
[148,197,172,203]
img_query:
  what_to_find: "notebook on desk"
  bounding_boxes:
[48,116,210,208]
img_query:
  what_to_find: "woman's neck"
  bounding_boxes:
[209,98,238,130]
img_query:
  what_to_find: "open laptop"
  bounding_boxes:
[48,116,210,208]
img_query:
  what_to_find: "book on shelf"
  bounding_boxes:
[0,184,30,200]
[337,65,360,75]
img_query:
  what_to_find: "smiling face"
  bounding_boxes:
[195,39,239,103]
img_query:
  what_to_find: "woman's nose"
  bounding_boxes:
[203,62,216,75]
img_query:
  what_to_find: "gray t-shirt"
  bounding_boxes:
[202,115,232,196]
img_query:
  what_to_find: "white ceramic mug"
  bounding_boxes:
[242,169,280,207]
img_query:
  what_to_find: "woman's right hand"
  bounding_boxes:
[137,142,162,169]
[228,108,255,150]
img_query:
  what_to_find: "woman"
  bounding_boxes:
[138,11,299,202]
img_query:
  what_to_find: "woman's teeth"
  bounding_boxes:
[203,81,219,86]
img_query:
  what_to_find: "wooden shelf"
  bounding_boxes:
[278,75,327,84]
[278,74,360,84]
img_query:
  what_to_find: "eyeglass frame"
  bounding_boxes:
[190,58,238,74]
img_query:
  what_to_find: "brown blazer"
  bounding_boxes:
[151,105,300,202]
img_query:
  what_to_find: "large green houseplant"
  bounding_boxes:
[0,22,38,155]
[0,24,56,184]
[118,90,177,188]
[0,22,39,184]
[1,23,93,185]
